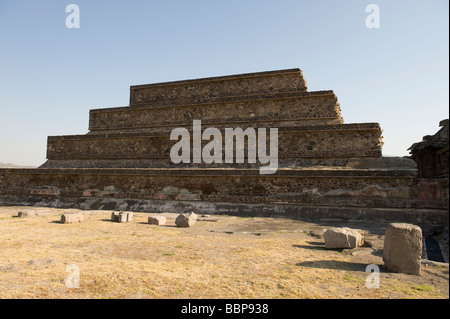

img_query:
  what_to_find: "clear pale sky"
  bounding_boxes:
[0,0,448,167]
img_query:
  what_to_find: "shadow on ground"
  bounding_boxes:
[296,260,376,272]
[293,242,328,251]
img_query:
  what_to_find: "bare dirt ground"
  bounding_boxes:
[0,206,448,299]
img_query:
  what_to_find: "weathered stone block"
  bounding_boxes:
[17,211,37,218]
[175,211,198,227]
[383,223,422,275]
[323,227,364,249]
[148,215,166,225]
[111,211,133,223]
[60,212,84,224]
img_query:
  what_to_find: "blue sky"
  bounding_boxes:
[0,0,448,166]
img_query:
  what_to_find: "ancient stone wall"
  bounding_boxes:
[129,68,307,106]
[45,124,382,165]
[0,167,434,204]
[91,91,342,133]
[0,166,447,224]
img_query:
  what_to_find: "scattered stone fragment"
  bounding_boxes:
[148,215,167,225]
[306,230,322,238]
[383,223,422,275]
[60,212,84,224]
[111,211,133,223]
[351,249,372,256]
[323,227,364,249]
[175,211,198,227]
[17,211,37,218]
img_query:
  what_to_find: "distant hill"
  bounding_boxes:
[0,162,37,168]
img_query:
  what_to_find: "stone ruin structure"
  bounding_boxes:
[408,119,449,179]
[0,68,447,223]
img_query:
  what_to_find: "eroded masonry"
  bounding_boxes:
[0,69,447,223]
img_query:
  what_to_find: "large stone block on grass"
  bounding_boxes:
[323,227,364,249]
[60,212,84,224]
[148,215,167,225]
[17,211,37,218]
[175,211,198,227]
[383,223,422,275]
[111,211,133,223]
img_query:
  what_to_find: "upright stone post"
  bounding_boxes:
[383,223,422,275]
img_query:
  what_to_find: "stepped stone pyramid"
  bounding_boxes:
[0,68,447,223]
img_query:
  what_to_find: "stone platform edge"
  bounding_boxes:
[48,122,382,141]
[129,68,303,90]
[0,195,446,225]
[129,68,308,105]
[116,90,334,110]
[0,166,418,177]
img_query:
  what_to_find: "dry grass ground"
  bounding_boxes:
[0,206,448,299]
